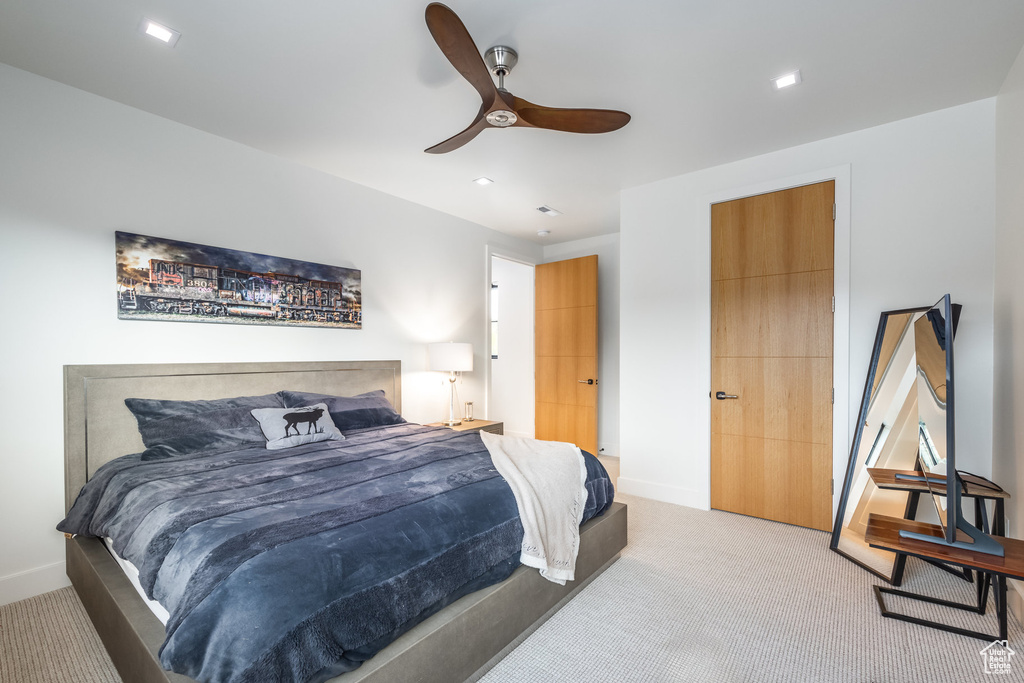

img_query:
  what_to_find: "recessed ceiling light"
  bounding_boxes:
[537,230,551,237]
[140,19,181,47]
[537,206,561,217]
[772,70,802,90]
[473,177,494,185]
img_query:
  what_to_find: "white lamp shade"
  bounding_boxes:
[428,342,473,372]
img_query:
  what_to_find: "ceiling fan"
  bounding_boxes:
[423,2,631,154]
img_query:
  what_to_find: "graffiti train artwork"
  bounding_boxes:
[115,231,361,329]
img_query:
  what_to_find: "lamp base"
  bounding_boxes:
[440,373,463,427]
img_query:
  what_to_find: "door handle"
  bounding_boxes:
[715,391,738,400]
[578,379,597,385]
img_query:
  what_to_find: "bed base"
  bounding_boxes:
[67,501,627,683]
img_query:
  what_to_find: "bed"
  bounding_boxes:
[61,360,627,683]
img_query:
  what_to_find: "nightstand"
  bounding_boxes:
[427,419,503,435]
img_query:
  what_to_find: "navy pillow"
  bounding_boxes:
[125,393,285,459]
[277,389,405,431]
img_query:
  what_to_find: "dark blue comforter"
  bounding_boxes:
[58,424,614,683]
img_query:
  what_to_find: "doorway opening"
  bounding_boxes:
[488,255,535,438]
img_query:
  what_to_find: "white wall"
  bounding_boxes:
[489,256,535,437]
[994,48,1024,555]
[0,64,541,605]
[543,234,621,456]
[620,99,997,510]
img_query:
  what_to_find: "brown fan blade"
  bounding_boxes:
[512,96,630,134]
[425,3,497,105]
[424,105,490,154]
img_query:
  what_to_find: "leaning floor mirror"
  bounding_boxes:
[830,304,960,583]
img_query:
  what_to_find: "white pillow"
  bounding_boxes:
[250,403,345,450]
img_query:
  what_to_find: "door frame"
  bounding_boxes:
[484,245,539,422]
[703,164,851,523]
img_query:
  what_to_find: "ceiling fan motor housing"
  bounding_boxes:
[484,46,518,77]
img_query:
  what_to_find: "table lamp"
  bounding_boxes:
[428,342,473,426]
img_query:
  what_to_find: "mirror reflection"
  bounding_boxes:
[913,308,952,534]
[833,309,928,580]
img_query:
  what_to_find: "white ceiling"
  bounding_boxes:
[2,1,1023,244]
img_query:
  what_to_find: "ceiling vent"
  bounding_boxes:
[537,206,562,216]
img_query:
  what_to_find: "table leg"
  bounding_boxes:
[979,571,992,614]
[999,575,1008,641]
[983,499,1007,621]
[996,499,1006,537]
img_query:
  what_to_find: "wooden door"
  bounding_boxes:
[535,255,598,454]
[710,181,834,531]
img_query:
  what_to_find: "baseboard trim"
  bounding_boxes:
[617,477,708,509]
[0,560,70,606]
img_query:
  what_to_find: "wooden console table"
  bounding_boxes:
[867,468,1009,536]
[863,469,1013,641]
[868,467,1008,588]
[866,513,1024,641]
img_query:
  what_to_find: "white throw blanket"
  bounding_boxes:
[480,431,589,585]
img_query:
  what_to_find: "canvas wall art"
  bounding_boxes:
[116,231,361,328]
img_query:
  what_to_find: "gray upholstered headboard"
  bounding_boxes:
[63,360,402,512]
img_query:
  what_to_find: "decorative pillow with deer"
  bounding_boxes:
[250,403,345,450]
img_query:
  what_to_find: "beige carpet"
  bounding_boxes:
[3,493,1021,682]
[0,586,119,683]
[481,494,1024,683]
